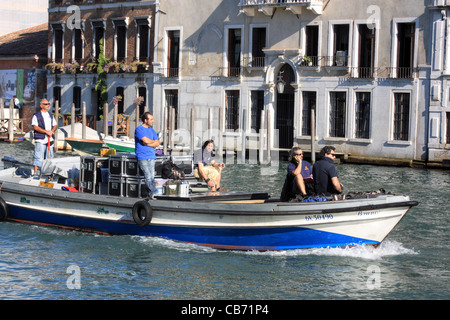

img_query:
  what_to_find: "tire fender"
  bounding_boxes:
[0,196,9,221]
[132,201,152,226]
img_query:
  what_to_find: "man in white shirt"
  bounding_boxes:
[31,99,57,173]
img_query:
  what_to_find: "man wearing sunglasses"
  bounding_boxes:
[280,147,313,201]
[312,146,342,196]
[31,99,57,174]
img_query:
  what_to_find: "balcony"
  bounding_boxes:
[239,0,323,16]
[432,0,450,7]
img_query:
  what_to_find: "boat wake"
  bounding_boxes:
[245,240,418,260]
[135,235,417,260]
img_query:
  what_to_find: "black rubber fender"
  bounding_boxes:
[0,196,9,221]
[132,200,152,226]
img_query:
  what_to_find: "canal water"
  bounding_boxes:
[0,142,448,302]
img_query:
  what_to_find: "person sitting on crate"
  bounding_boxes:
[135,112,161,198]
[193,140,225,192]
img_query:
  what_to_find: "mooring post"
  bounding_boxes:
[259,109,265,164]
[103,102,108,136]
[113,103,118,139]
[82,101,86,140]
[54,100,59,152]
[8,99,14,142]
[70,103,75,138]
[311,108,315,165]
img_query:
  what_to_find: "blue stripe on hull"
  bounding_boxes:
[8,206,378,250]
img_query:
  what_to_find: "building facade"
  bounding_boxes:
[47,0,450,165]
[152,0,431,163]
[428,0,450,163]
[47,0,156,132]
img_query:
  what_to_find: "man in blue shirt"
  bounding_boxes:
[312,146,342,196]
[280,147,313,201]
[135,112,160,197]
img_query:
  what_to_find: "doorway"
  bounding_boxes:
[276,64,295,149]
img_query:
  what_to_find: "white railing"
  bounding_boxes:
[239,0,321,6]
[432,0,450,7]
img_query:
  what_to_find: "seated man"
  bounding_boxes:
[193,140,225,191]
[312,145,342,196]
[280,147,313,201]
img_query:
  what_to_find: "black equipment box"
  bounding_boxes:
[80,156,109,193]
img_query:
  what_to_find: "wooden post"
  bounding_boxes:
[103,102,108,136]
[0,98,4,121]
[8,99,14,142]
[135,103,140,133]
[311,108,315,165]
[168,106,174,151]
[82,101,86,140]
[163,106,168,155]
[69,102,75,152]
[190,108,196,155]
[240,109,246,164]
[266,107,272,163]
[218,107,224,159]
[259,109,265,164]
[113,103,118,139]
[54,100,59,152]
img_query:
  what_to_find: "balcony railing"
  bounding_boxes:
[244,56,266,68]
[296,57,417,79]
[160,68,179,78]
[219,67,243,78]
[239,0,323,15]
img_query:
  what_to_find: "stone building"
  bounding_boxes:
[46,1,450,165]
[152,0,430,164]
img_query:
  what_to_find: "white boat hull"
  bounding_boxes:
[0,173,418,250]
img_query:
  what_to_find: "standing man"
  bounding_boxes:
[32,99,57,174]
[13,95,21,109]
[312,146,343,196]
[135,112,160,198]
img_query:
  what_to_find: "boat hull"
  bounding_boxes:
[0,180,418,250]
[65,137,105,155]
[103,137,135,153]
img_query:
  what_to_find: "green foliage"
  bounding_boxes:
[95,38,110,113]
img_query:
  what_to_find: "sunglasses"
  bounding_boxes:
[41,103,49,105]
[294,153,303,156]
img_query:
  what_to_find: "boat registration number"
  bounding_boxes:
[304,214,333,221]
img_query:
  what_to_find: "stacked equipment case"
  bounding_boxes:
[80,153,195,198]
